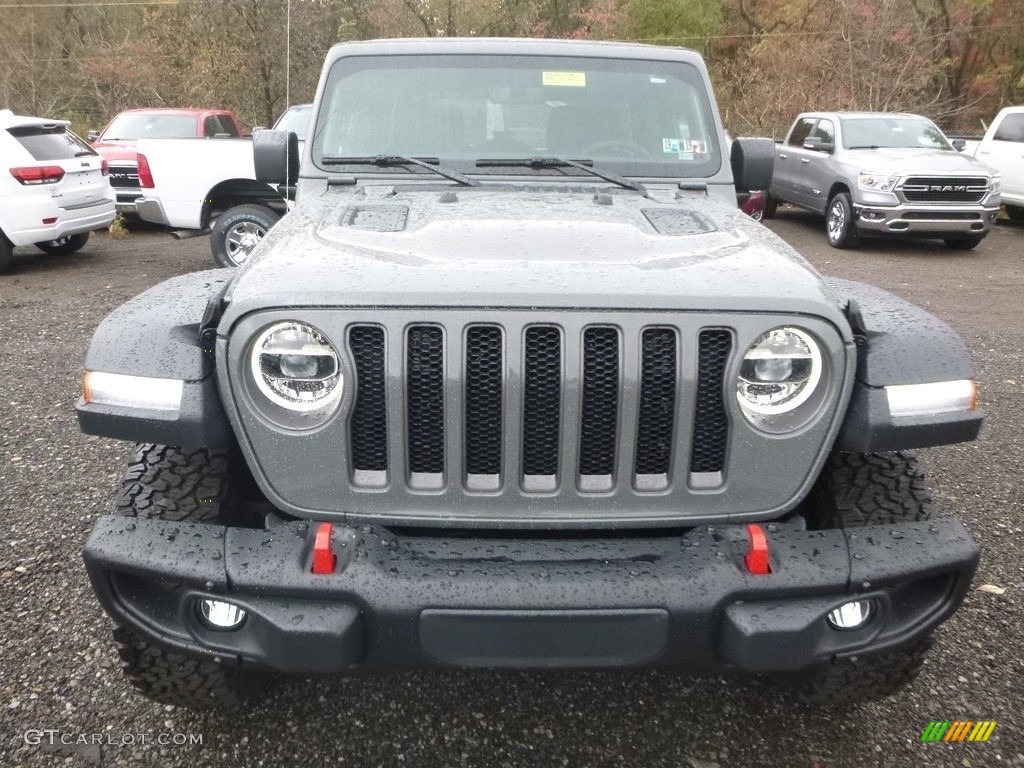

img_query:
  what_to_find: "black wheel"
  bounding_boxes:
[825,192,858,248]
[762,193,778,219]
[111,444,265,709]
[34,231,89,255]
[0,229,13,271]
[944,236,984,250]
[793,451,935,704]
[210,204,280,268]
[1005,205,1024,222]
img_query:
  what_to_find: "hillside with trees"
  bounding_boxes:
[1,0,1022,137]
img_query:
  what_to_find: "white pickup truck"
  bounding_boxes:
[966,106,1024,222]
[132,137,291,266]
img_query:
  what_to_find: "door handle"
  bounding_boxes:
[779,152,788,159]
[978,150,990,154]
[800,158,810,164]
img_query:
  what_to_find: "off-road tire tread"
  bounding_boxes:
[116,444,232,522]
[796,636,933,705]
[112,626,254,709]
[810,450,933,529]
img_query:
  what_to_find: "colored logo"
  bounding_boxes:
[921,721,997,742]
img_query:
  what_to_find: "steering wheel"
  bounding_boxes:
[580,140,653,160]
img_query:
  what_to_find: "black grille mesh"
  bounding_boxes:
[406,325,445,474]
[578,327,620,476]
[634,328,677,475]
[464,326,504,475]
[690,330,732,473]
[902,177,987,204]
[521,327,562,476]
[348,326,388,472]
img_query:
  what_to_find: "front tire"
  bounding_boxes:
[35,231,89,255]
[210,204,280,268]
[1005,205,1024,222]
[110,444,265,709]
[0,229,13,271]
[792,451,935,704]
[825,193,858,248]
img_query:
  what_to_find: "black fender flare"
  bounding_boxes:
[76,270,235,448]
[828,278,983,451]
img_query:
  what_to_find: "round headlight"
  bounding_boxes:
[251,322,342,411]
[737,327,822,419]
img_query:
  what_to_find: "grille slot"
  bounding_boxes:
[349,326,389,484]
[464,325,504,489]
[578,327,620,489]
[634,328,678,489]
[107,165,140,189]
[690,329,732,480]
[521,326,562,490]
[406,325,445,487]
[900,176,988,204]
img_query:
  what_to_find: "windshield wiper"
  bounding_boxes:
[476,157,647,196]
[320,154,479,187]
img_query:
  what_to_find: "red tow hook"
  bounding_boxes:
[744,523,771,575]
[311,522,337,574]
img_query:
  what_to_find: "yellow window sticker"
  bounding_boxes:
[542,71,586,87]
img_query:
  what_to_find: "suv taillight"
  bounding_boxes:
[10,165,65,185]
[101,159,110,176]
[136,154,154,188]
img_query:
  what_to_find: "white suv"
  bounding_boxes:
[1,109,116,269]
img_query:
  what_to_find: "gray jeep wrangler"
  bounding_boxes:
[78,39,981,710]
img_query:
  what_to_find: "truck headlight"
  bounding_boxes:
[250,321,342,411]
[990,175,1001,194]
[737,327,824,432]
[857,172,900,192]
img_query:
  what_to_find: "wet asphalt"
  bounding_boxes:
[1,211,1021,767]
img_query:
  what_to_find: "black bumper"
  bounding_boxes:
[82,516,978,675]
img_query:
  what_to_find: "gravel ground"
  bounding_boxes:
[1,214,1021,767]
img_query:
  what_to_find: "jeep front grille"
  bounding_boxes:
[230,309,847,526]
[899,177,988,204]
[347,318,731,495]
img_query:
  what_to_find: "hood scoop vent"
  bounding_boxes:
[341,205,410,232]
[642,208,716,236]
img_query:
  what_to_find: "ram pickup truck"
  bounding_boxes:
[967,106,1024,222]
[90,108,247,215]
[130,137,286,267]
[78,38,981,711]
[768,111,1001,249]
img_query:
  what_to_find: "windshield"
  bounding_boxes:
[274,105,313,140]
[312,54,722,178]
[101,113,198,140]
[841,117,952,150]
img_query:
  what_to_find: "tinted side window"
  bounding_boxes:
[993,114,1024,143]
[7,125,95,161]
[215,115,239,137]
[810,118,834,144]
[787,118,816,147]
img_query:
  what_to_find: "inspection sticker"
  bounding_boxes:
[662,138,707,157]
[542,71,586,87]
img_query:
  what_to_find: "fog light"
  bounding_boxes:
[827,599,874,630]
[197,599,246,630]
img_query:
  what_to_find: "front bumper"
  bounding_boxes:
[83,516,978,675]
[852,202,999,235]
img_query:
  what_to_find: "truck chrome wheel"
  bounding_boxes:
[827,200,845,241]
[225,221,267,264]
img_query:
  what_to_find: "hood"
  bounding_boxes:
[221,184,849,332]
[842,147,993,175]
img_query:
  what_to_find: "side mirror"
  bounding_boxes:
[802,136,833,153]
[88,130,100,142]
[951,138,966,152]
[731,137,775,193]
[254,129,299,186]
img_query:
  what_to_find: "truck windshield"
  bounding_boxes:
[311,53,722,179]
[101,113,198,141]
[841,117,953,151]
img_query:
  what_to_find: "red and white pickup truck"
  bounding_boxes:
[966,106,1024,222]
[129,136,288,267]
[90,108,247,215]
